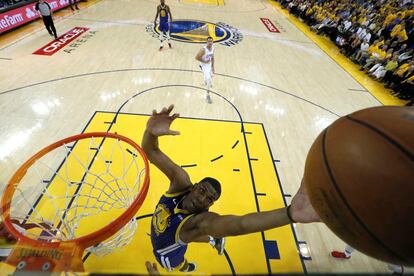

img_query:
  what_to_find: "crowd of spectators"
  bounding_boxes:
[277,0,414,105]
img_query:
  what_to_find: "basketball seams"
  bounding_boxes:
[345,115,414,162]
[321,127,410,264]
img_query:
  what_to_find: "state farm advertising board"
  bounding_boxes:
[0,0,72,34]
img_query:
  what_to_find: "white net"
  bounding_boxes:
[8,134,147,256]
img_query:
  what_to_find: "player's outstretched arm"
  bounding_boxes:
[142,105,192,193]
[180,180,320,241]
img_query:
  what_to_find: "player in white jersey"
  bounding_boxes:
[195,37,215,104]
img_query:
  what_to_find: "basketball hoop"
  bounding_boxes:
[0,132,150,272]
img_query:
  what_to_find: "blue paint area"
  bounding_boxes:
[264,240,280,259]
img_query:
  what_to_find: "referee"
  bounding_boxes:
[35,0,58,39]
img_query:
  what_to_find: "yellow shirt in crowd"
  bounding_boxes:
[395,63,410,77]
[391,24,408,41]
[384,13,397,25]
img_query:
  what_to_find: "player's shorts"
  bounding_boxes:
[159,21,169,32]
[154,246,187,271]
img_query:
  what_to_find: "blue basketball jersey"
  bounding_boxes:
[158,5,170,32]
[159,5,169,23]
[151,190,194,271]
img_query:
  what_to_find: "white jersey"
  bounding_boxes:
[201,45,214,63]
[199,45,214,90]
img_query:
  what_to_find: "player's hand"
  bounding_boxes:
[290,179,320,223]
[145,261,160,275]
[146,105,180,137]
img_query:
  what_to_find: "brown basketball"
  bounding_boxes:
[304,106,414,266]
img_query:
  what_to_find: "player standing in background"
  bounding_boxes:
[154,0,173,51]
[195,37,215,104]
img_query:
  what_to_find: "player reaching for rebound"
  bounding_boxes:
[195,37,215,104]
[154,0,172,51]
[143,105,320,272]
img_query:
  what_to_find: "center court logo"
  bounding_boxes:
[146,20,243,46]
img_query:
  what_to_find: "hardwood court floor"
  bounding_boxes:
[0,0,410,274]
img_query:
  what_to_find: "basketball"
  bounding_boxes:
[304,106,414,266]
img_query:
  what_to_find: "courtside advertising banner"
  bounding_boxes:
[0,0,72,34]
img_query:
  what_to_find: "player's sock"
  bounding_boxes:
[166,32,171,48]
[159,34,165,51]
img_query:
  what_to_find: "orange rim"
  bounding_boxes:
[1,132,150,250]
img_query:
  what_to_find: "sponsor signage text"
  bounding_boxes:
[33,26,89,56]
[260,18,280,33]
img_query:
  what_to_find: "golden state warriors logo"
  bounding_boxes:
[153,204,171,236]
[146,20,243,46]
